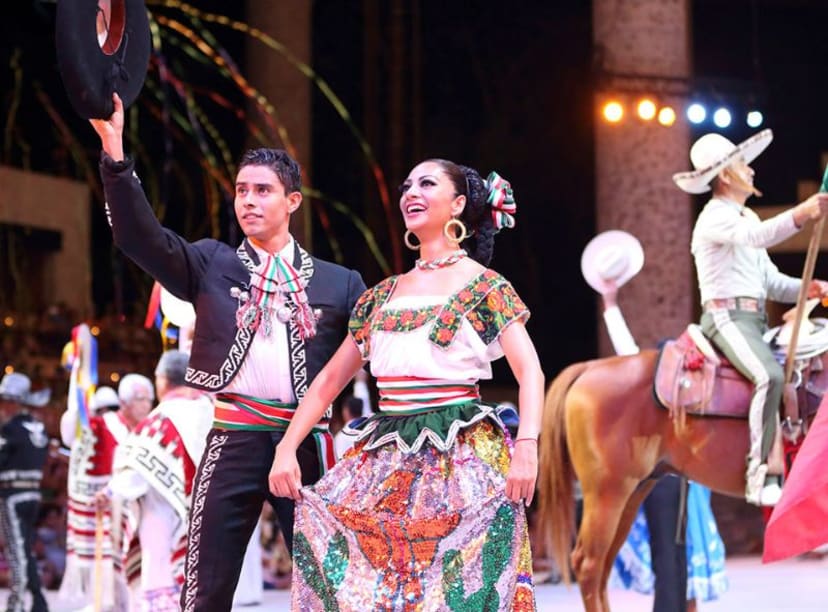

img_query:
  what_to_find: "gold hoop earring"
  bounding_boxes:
[443,218,469,245]
[404,230,420,251]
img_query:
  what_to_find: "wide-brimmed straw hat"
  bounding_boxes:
[0,373,51,407]
[672,129,773,194]
[56,0,151,119]
[581,230,644,294]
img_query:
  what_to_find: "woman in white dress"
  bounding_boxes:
[269,158,544,610]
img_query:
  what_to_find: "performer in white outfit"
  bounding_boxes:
[98,351,213,611]
[673,129,828,506]
[59,375,153,612]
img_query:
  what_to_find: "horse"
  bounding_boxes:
[536,340,828,612]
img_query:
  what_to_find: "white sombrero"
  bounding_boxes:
[672,129,773,194]
[0,373,51,407]
[581,230,644,294]
[763,299,828,359]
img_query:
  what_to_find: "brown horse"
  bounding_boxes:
[537,348,826,612]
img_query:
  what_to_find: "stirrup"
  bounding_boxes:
[781,416,804,443]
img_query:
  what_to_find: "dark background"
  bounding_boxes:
[3,0,828,383]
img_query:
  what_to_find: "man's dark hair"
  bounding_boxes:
[238,148,302,194]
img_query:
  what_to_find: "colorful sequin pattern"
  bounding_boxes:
[292,420,536,610]
[348,270,530,356]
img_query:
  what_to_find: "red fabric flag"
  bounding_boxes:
[763,394,828,562]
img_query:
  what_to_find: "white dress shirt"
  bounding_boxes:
[224,237,297,401]
[691,197,801,305]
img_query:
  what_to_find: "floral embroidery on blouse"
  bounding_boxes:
[429,269,529,348]
[349,276,398,357]
[464,281,527,345]
[377,305,442,333]
[348,270,530,358]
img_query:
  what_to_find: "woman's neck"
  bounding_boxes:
[417,236,460,261]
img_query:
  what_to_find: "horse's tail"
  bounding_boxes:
[538,360,589,585]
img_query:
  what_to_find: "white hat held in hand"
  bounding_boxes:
[581,230,644,294]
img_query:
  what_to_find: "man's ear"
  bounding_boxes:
[287,191,303,214]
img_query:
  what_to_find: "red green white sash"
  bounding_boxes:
[376,377,480,414]
[213,392,334,471]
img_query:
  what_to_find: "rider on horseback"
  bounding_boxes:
[674,129,828,507]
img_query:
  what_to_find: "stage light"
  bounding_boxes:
[2,316,13,327]
[657,106,677,127]
[602,100,624,123]
[746,110,764,128]
[90,325,100,336]
[687,103,707,124]
[713,107,732,128]
[637,99,657,121]
[110,372,121,383]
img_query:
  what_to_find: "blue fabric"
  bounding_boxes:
[685,483,728,601]
[610,508,655,593]
[610,482,728,602]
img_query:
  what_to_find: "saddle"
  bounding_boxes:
[654,324,827,424]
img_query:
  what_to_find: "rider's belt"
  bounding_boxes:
[703,297,763,313]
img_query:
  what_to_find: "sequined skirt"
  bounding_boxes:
[292,418,536,611]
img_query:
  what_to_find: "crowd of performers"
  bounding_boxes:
[5,99,828,611]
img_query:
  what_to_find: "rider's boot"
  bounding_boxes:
[746,460,782,506]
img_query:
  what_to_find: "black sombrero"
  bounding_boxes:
[56,0,151,119]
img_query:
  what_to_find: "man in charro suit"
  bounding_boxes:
[0,372,51,612]
[90,93,366,611]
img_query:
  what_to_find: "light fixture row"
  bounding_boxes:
[601,98,764,129]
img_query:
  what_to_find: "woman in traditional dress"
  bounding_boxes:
[269,158,543,610]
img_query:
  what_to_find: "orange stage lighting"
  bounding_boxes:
[657,106,677,126]
[636,99,657,121]
[602,101,624,123]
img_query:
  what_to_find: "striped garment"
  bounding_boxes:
[213,392,335,473]
[376,376,480,413]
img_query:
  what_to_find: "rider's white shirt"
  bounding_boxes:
[692,196,801,305]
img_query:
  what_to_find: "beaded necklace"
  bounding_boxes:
[415,249,468,271]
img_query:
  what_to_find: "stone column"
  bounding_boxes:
[593,0,695,355]
[244,0,312,245]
